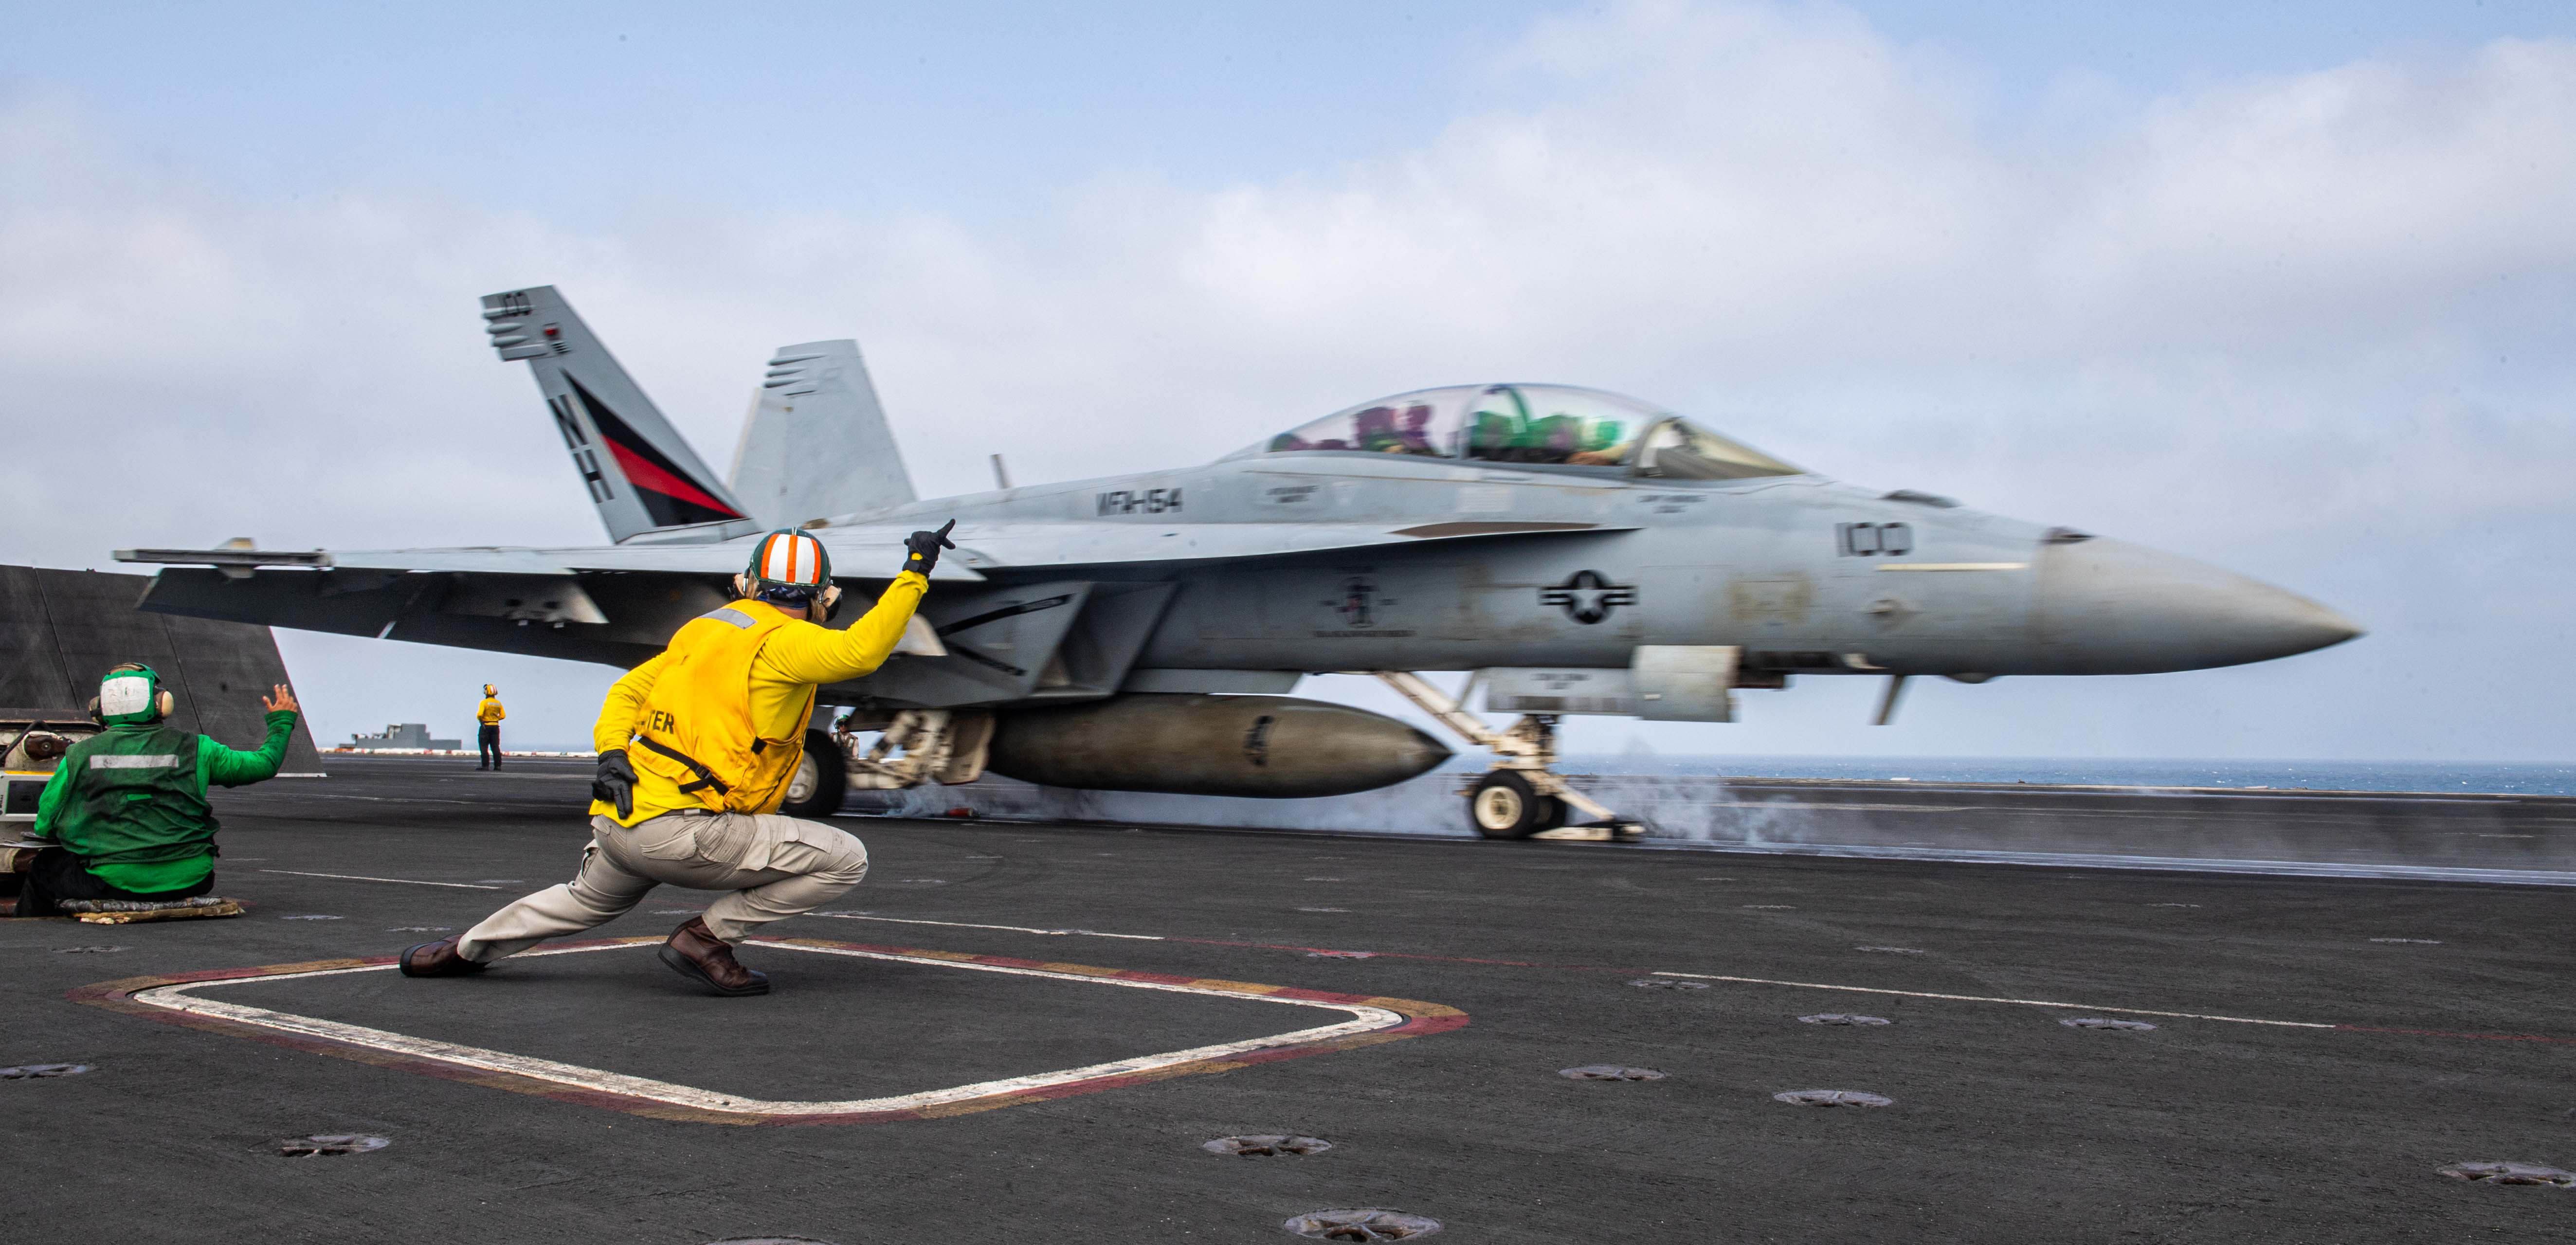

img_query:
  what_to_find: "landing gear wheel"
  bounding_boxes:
[1468,771,1560,840]
[778,729,849,818]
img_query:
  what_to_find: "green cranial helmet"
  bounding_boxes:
[96,663,170,725]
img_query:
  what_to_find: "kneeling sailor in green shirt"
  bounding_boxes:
[12,664,300,917]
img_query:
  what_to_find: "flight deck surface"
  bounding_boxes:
[6,757,2573,1241]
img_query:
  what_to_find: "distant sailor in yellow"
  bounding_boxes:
[474,684,506,770]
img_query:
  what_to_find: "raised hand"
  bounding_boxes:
[903,519,958,575]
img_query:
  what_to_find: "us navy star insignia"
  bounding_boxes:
[1541,570,1637,624]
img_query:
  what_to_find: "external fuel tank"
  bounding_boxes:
[983,694,1451,798]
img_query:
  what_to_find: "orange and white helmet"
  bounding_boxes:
[739,529,834,604]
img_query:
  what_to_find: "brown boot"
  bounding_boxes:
[658,916,769,996]
[398,938,489,977]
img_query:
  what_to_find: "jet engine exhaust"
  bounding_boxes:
[983,694,1451,798]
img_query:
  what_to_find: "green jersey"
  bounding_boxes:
[32,710,298,893]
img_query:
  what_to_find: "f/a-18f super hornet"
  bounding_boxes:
[119,287,2361,838]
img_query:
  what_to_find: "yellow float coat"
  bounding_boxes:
[591,573,927,825]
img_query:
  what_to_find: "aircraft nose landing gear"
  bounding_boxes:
[1376,672,1645,842]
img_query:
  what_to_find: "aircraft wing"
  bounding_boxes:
[927,518,1633,571]
[112,519,1637,694]
[117,518,1633,581]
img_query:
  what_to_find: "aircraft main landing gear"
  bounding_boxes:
[777,729,849,817]
[1465,770,1568,839]
[795,708,995,813]
[1375,671,1645,842]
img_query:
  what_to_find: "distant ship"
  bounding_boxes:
[345,723,460,752]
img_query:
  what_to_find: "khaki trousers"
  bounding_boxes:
[457,811,869,961]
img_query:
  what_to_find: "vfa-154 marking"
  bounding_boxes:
[118,286,2361,839]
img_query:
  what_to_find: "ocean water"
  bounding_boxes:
[1440,755,2576,797]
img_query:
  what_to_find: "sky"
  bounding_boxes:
[2,1,2571,760]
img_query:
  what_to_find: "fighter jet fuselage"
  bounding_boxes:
[117,287,2359,836]
[842,453,2354,682]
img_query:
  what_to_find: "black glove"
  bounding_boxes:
[592,749,637,819]
[903,519,957,575]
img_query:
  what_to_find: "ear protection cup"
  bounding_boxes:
[818,585,843,623]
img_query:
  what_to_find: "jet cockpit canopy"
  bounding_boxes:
[1233,384,1802,480]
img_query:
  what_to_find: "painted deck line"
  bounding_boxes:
[1648,970,2336,1028]
[1648,969,2576,1045]
[808,913,1164,940]
[800,915,2576,1047]
[258,869,505,890]
[71,937,1467,1125]
[1612,839,2576,887]
[805,913,1595,972]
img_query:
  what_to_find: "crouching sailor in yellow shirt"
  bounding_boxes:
[400,522,954,996]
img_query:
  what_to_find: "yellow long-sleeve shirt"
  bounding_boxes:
[476,697,506,724]
[590,572,928,823]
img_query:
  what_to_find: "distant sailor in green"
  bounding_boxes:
[11,664,300,917]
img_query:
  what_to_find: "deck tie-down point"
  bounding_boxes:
[0,1063,91,1079]
[1774,1089,1892,1107]
[277,1134,388,1156]
[1281,1208,1442,1240]
[1560,1065,1665,1081]
[1204,1134,1331,1157]
[2438,1161,2574,1187]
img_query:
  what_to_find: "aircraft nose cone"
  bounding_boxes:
[2036,537,2361,674]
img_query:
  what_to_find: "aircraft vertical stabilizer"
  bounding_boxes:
[727,340,918,527]
[481,287,759,545]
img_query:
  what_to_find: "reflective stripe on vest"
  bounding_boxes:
[629,600,816,815]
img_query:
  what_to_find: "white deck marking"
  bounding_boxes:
[807,913,1162,940]
[259,792,492,804]
[259,869,505,890]
[1650,971,2333,1028]
[1875,562,2028,572]
[131,940,1399,1116]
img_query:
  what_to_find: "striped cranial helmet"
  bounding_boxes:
[741,529,833,601]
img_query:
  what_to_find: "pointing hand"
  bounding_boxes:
[903,520,957,575]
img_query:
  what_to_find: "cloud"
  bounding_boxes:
[0,1,2569,758]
